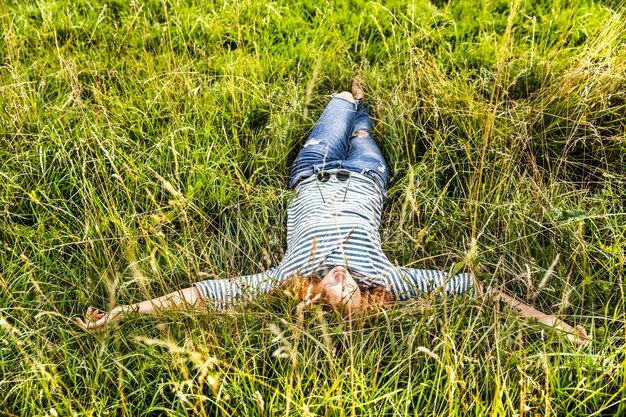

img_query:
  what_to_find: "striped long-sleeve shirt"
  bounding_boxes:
[195,171,474,307]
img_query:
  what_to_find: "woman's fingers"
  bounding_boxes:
[84,307,106,321]
[76,306,128,333]
[575,325,590,347]
[75,316,95,332]
[86,306,99,321]
[76,307,109,333]
[565,325,589,347]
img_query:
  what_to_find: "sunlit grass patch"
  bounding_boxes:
[1,0,625,415]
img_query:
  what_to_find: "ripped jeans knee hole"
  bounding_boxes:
[303,138,323,148]
[352,130,370,138]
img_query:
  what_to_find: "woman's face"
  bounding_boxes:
[319,266,362,315]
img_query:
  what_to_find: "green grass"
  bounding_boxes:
[1,0,625,415]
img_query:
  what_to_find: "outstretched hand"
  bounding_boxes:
[75,306,124,332]
[75,287,203,332]
[563,324,590,348]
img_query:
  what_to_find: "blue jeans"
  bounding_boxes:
[289,95,390,194]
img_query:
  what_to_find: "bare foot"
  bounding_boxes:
[351,78,366,101]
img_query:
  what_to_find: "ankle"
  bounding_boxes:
[351,78,366,100]
[335,91,356,103]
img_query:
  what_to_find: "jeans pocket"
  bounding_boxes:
[365,169,388,195]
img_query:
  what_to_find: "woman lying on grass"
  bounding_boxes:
[77,80,588,346]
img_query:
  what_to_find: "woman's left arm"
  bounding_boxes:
[76,287,203,332]
[76,267,288,332]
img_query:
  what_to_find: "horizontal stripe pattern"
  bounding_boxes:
[195,171,474,308]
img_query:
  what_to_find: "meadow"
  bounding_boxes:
[1,0,625,415]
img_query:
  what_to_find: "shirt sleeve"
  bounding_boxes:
[193,267,287,308]
[387,267,475,300]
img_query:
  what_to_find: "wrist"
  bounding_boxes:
[109,305,130,321]
[555,319,574,333]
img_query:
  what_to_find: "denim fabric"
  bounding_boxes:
[289,95,390,194]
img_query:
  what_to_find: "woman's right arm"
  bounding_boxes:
[476,281,589,347]
[391,268,588,347]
